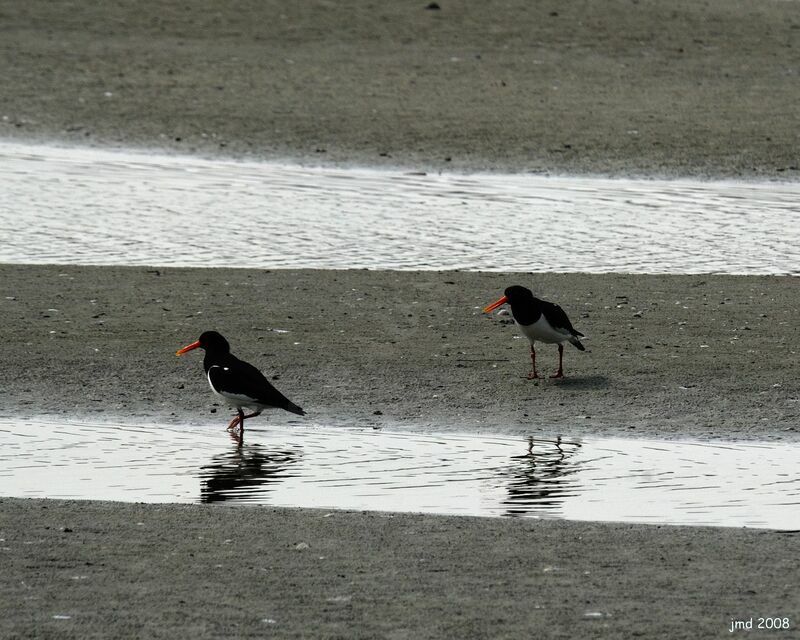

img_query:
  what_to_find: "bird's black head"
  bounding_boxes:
[484,284,535,314]
[197,331,230,353]
[176,331,231,356]
[503,285,535,306]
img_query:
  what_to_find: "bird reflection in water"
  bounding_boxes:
[502,436,582,517]
[200,442,301,503]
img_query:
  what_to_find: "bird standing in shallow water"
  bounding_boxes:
[484,285,585,379]
[176,331,305,437]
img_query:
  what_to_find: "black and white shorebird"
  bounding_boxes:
[176,331,305,435]
[484,285,585,379]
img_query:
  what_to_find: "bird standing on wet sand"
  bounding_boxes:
[484,285,585,379]
[176,331,305,434]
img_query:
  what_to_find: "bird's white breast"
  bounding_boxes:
[517,316,571,344]
[207,366,263,410]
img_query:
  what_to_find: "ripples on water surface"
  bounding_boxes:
[1,418,798,530]
[1,142,798,274]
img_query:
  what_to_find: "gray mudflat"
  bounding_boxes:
[2,0,799,636]
[1,498,797,639]
[3,265,798,441]
[2,0,800,178]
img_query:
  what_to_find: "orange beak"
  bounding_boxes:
[483,295,508,313]
[175,340,201,356]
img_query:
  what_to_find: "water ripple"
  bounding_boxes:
[0,417,798,530]
[1,142,799,273]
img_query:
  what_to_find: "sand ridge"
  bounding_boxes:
[1,0,800,177]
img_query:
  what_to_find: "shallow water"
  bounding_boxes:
[1,418,797,530]
[1,141,799,274]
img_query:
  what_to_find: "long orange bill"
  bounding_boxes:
[175,340,201,356]
[483,295,508,313]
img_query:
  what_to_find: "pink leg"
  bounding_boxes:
[237,409,262,434]
[550,344,565,378]
[228,409,261,433]
[527,344,540,379]
[226,410,243,431]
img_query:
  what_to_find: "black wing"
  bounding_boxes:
[209,357,305,415]
[541,300,584,337]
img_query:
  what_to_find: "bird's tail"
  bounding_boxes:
[284,401,306,416]
[569,335,586,351]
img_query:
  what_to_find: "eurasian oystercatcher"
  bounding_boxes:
[484,285,585,379]
[176,331,306,434]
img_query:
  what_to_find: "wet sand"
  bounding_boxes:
[2,266,799,638]
[1,497,797,640]
[1,0,800,178]
[2,0,799,638]
[2,265,799,441]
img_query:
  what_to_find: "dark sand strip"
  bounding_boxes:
[1,497,797,640]
[1,0,800,177]
[2,265,798,440]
